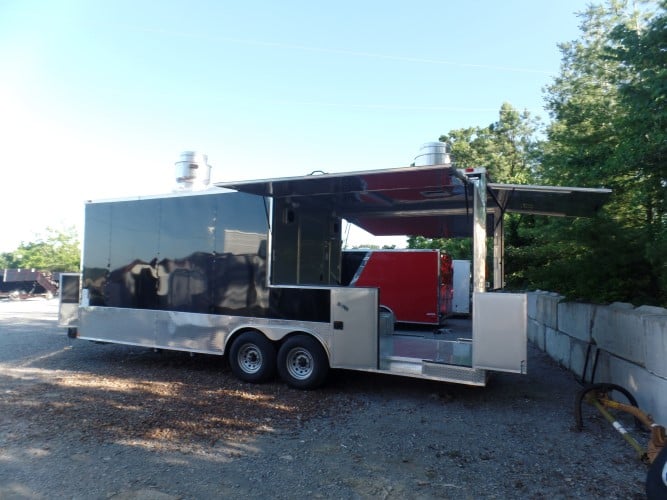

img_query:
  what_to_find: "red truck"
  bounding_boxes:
[341,249,453,325]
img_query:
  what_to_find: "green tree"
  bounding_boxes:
[411,103,542,278]
[407,236,472,260]
[441,102,543,184]
[540,0,665,304]
[11,226,81,272]
[0,253,17,269]
[608,3,667,301]
[415,2,665,305]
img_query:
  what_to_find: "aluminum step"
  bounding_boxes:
[380,356,488,386]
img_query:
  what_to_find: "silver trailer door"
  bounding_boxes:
[329,287,379,370]
[472,292,527,374]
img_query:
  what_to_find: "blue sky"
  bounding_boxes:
[1,0,593,251]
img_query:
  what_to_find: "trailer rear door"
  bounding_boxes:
[472,292,527,373]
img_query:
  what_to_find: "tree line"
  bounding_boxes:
[0,226,80,273]
[410,0,666,306]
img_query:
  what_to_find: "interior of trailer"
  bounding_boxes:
[219,164,610,375]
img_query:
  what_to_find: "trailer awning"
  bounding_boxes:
[488,183,612,218]
[217,165,610,238]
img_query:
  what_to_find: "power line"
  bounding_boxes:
[266,99,501,112]
[119,25,555,76]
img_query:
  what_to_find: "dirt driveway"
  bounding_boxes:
[0,299,647,499]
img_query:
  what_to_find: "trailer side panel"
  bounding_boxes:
[82,191,270,316]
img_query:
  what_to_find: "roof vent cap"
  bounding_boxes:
[413,142,452,166]
[174,151,211,191]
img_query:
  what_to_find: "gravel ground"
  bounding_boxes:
[0,298,649,499]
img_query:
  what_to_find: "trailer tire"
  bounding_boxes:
[229,331,276,383]
[277,335,328,390]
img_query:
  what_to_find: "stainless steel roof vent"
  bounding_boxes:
[174,151,211,191]
[413,141,452,166]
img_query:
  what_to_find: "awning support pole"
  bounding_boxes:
[471,172,487,293]
[493,208,504,290]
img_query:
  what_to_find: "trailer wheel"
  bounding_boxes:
[229,331,276,383]
[277,335,328,390]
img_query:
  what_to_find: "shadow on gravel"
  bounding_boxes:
[2,342,363,451]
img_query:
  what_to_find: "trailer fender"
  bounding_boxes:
[276,330,330,359]
[224,325,328,356]
[225,328,331,388]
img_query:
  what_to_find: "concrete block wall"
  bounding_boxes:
[527,291,667,425]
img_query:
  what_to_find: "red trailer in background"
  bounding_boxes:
[342,249,453,325]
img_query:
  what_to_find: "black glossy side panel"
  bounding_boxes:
[107,199,161,309]
[268,288,331,322]
[211,194,270,316]
[157,195,215,312]
[82,202,111,306]
[82,192,331,323]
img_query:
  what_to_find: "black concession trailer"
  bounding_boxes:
[59,163,610,389]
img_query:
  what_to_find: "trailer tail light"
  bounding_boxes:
[440,253,453,285]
